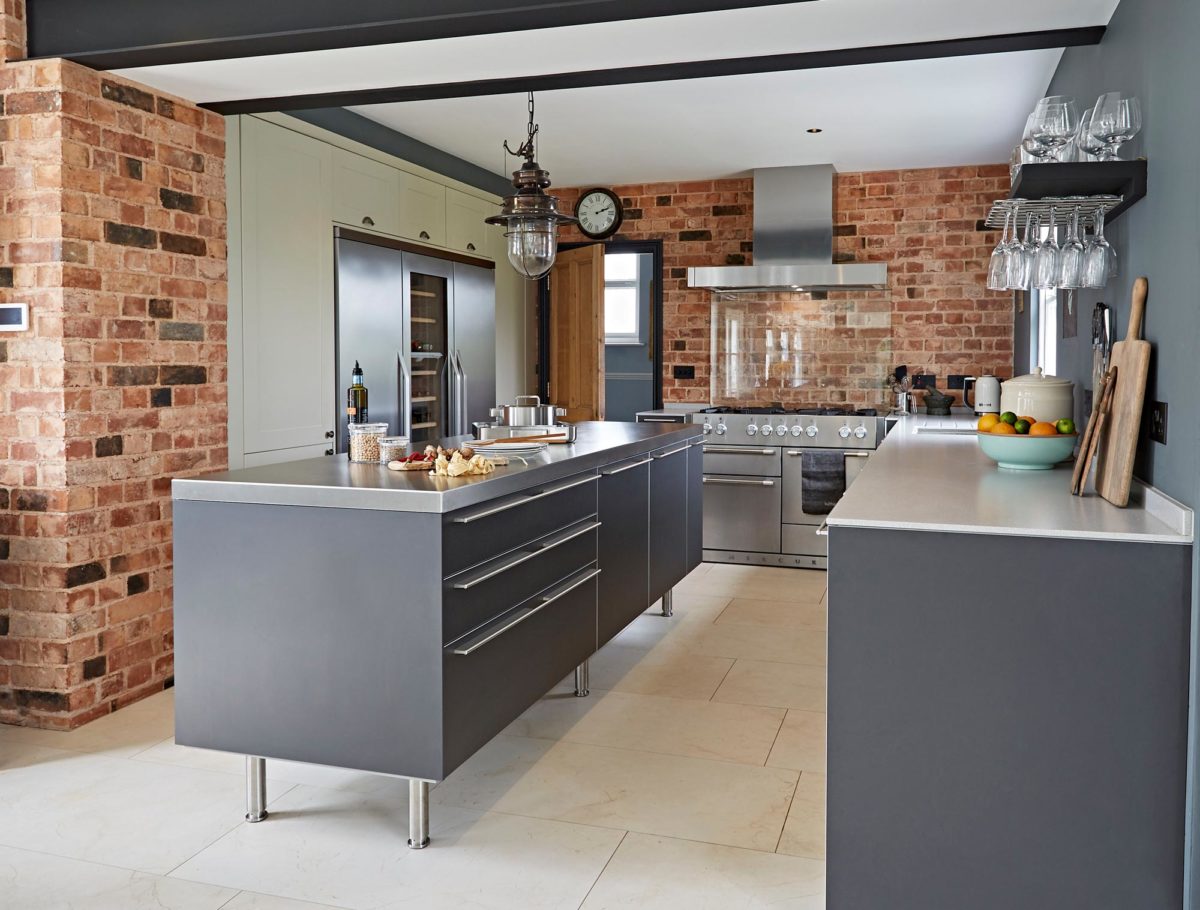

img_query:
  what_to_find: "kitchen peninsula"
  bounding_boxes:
[825,416,1193,910]
[171,421,703,849]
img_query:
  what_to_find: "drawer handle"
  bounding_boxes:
[451,519,601,589]
[601,457,651,476]
[652,445,690,459]
[638,417,681,422]
[419,230,431,240]
[452,473,599,523]
[845,451,869,458]
[466,242,476,251]
[702,477,775,487]
[362,216,375,227]
[816,520,829,537]
[450,567,601,656]
[704,446,775,456]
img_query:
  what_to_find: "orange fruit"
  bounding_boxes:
[977,414,1000,432]
[1019,416,1037,425]
[990,422,1017,435]
[1029,422,1059,436]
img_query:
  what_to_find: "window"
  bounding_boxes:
[604,253,641,344]
[1029,288,1058,375]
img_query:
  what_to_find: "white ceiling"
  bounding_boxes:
[112,0,1120,184]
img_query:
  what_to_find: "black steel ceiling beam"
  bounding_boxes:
[25,0,811,69]
[204,26,1105,115]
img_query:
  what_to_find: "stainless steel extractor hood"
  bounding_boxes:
[687,164,888,292]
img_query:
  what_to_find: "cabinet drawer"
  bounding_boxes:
[442,566,599,774]
[701,445,781,477]
[442,472,598,575]
[443,517,599,643]
[332,149,401,235]
[783,522,826,557]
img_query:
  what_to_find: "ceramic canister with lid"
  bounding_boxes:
[999,368,1075,424]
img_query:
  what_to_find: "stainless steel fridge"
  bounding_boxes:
[334,228,496,453]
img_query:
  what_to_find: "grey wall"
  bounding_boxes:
[604,252,655,420]
[1037,1,1200,904]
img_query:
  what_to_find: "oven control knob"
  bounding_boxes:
[716,422,727,436]
[790,424,804,438]
[759,424,772,437]
[746,423,758,437]
[838,424,852,439]
[805,424,819,438]
[703,422,713,435]
[775,424,788,436]
[854,424,869,440]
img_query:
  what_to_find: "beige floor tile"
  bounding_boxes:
[777,772,825,860]
[562,644,735,701]
[433,735,797,852]
[221,894,346,910]
[716,597,827,629]
[605,593,732,651]
[0,843,238,910]
[672,621,827,666]
[767,710,826,773]
[712,660,827,711]
[681,565,826,603]
[581,832,825,909]
[506,689,785,764]
[0,688,175,758]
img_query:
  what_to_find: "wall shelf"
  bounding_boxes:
[1007,159,1147,223]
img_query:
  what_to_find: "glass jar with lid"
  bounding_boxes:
[378,436,410,464]
[348,423,388,463]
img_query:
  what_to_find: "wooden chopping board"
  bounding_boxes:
[1094,277,1150,507]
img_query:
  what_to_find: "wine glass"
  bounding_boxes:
[1033,206,1060,289]
[1090,93,1141,160]
[1026,97,1079,161]
[1075,108,1107,160]
[987,209,1012,291]
[1021,113,1057,161]
[1058,208,1086,289]
[1018,213,1040,289]
[1083,208,1115,288]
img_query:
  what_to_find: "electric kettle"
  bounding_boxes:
[962,375,1001,415]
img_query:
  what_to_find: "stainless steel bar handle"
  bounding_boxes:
[451,519,601,589]
[652,445,690,459]
[396,352,412,438]
[451,566,602,655]
[600,457,652,476]
[816,520,829,537]
[451,473,600,524]
[702,477,776,487]
[844,451,870,458]
[639,417,682,422]
[705,446,775,456]
[455,351,469,435]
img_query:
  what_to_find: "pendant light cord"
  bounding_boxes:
[503,91,539,163]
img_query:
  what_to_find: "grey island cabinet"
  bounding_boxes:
[824,415,1195,910]
[171,421,702,848]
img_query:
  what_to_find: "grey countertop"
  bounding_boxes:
[827,414,1193,544]
[173,421,701,514]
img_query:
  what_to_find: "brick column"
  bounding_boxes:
[0,0,25,63]
[0,58,227,729]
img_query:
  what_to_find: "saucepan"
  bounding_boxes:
[489,395,566,427]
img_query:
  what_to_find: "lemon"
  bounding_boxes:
[977,414,1000,432]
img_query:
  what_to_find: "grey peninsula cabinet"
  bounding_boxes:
[171,422,702,849]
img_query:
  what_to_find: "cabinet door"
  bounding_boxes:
[241,117,335,454]
[598,456,651,647]
[332,149,401,235]
[399,171,447,247]
[445,188,493,256]
[648,444,689,604]
[685,441,704,572]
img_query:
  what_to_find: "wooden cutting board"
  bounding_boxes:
[1094,277,1150,507]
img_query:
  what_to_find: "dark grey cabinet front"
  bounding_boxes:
[648,445,689,604]
[685,441,704,572]
[597,456,651,647]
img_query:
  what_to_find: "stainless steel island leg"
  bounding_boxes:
[408,779,430,849]
[661,588,674,617]
[574,659,590,697]
[245,756,268,822]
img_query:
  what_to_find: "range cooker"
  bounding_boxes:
[690,406,883,569]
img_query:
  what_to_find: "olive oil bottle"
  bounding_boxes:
[346,361,368,425]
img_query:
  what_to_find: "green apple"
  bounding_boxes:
[1056,418,1076,435]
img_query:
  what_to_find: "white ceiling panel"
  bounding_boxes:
[113,0,1117,104]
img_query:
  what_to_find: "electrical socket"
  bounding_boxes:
[913,373,935,390]
[1149,401,1168,444]
[947,374,967,390]
[673,365,696,380]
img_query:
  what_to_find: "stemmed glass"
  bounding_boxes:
[1007,213,1035,289]
[1058,208,1086,288]
[1089,93,1141,160]
[1023,97,1079,162]
[987,209,1013,291]
[1075,108,1107,161]
[1018,214,1040,290]
[1083,208,1115,288]
[1033,206,1061,290]
[1020,113,1057,161]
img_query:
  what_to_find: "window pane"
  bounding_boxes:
[605,253,639,282]
[605,287,638,337]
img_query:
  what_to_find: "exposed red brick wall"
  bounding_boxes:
[0,59,227,729]
[0,0,24,63]
[554,165,1011,408]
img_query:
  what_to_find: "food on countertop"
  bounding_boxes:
[990,422,1017,435]
[347,422,387,463]
[433,451,495,477]
[985,415,1076,436]
[1013,418,1032,435]
[977,414,1000,432]
[1029,422,1059,436]
[1056,418,1076,434]
[999,411,1018,426]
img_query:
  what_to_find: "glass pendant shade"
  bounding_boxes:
[505,218,557,279]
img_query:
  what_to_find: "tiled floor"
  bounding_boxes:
[0,563,827,909]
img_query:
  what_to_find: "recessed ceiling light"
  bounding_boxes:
[806,128,823,134]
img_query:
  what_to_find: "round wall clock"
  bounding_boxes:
[574,188,623,240]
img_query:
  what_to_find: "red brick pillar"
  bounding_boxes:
[1,0,25,63]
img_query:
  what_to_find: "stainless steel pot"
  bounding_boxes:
[489,395,566,427]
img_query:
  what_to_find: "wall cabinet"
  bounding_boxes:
[239,117,335,456]
[399,171,447,247]
[446,188,493,256]
[332,149,401,235]
[648,443,690,605]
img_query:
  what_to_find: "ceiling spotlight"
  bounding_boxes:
[806,127,823,134]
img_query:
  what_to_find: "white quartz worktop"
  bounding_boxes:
[827,414,1193,544]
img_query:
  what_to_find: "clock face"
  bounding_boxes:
[575,189,622,239]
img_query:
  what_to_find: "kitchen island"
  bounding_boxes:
[825,415,1193,910]
[172,421,703,848]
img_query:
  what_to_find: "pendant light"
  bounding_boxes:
[485,92,577,280]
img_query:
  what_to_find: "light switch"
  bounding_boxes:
[0,303,29,332]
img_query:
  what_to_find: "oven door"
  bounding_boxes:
[701,444,781,477]
[702,474,781,553]
[782,449,869,525]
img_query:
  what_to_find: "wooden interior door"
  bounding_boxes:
[548,244,605,421]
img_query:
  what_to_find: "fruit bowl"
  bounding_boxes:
[976,431,1077,471]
